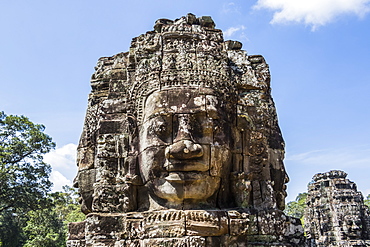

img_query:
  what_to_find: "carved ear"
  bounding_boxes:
[123,155,142,186]
[75,169,96,215]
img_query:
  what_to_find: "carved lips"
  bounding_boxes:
[164,171,210,183]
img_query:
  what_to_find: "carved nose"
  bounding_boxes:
[167,114,203,159]
[167,140,203,159]
[173,114,193,143]
[166,114,203,159]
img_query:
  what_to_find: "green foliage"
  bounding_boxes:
[22,186,85,247]
[0,111,55,214]
[51,185,85,226]
[285,192,308,222]
[0,112,85,246]
[0,111,56,246]
[364,194,370,208]
[23,209,65,247]
[0,210,27,247]
[0,185,85,247]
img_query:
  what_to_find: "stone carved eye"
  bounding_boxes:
[192,115,208,141]
[148,115,172,142]
[191,118,202,140]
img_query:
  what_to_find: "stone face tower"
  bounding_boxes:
[68,14,305,246]
[305,170,370,247]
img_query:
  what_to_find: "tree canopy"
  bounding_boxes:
[22,186,85,247]
[0,111,55,213]
[284,192,308,222]
[0,112,85,246]
[0,185,85,247]
[0,111,56,246]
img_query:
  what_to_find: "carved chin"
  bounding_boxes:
[149,175,221,204]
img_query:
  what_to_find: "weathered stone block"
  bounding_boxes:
[68,221,86,240]
[75,169,96,214]
[66,240,86,247]
[228,210,256,236]
[144,210,185,238]
[185,210,228,236]
[85,214,123,241]
[141,236,206,247]
[92,183,136,213]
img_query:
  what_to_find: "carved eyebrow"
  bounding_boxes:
[145,108,218,122]
[146,111,173,121]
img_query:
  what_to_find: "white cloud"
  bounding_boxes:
[50,170,72,191]
[224,25,246,38]
[253,0,370,30]
[286,146,370,168]
[364,189,370,197]
[44,143,77,168]
[222,2,241,14]
[44,143,78,191]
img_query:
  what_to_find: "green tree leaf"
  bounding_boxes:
[23,186,85,247]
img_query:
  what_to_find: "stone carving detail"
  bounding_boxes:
[305,170,370,247]
[69,13,304,246]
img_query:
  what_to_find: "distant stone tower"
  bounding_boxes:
[305,170,370,247]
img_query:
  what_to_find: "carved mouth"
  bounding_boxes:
[164,172,209,183]
[164,160,208,172]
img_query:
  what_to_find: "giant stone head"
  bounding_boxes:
[74,14,288,213]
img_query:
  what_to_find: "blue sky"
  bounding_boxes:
[1,0,370,202]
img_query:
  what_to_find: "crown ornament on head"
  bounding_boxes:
[125,14,239,122]
[129,68,236,122]
[90,13,270,122]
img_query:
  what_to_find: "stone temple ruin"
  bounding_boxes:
[305,170,370,247]
[68,13,305,246]
[67,13,370,247]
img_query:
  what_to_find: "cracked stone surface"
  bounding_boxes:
[68,13,305,247]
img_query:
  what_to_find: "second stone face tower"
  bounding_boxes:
[69,14,305,246]
[305,170,370,247]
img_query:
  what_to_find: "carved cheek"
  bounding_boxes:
[138,146,167,183]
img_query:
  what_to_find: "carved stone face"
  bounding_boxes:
[343,215,362,239]
[138,88,232,208]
